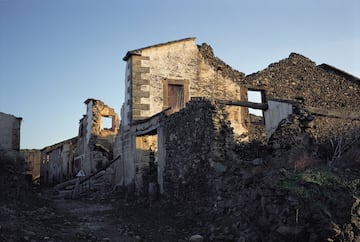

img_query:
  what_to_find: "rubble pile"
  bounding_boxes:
[156,99,360,241]
[244,53,360,142]
[198,43,245,82]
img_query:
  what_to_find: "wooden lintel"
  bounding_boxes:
[216,100,269,110]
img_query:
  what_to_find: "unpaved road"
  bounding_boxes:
[51,198,137,241]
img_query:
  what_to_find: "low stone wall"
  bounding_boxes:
[162,99,237,202]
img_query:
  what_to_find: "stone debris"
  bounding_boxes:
[189,234,204,242]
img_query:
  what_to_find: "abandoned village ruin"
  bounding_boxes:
[2,37,360,241]
[20,37,359,190]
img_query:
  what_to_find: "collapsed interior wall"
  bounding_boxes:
[75,99,120,176]
[39,99,120,186]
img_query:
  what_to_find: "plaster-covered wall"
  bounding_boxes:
[40,137,77,185]
[21,149,42,179]
[264,100,293,141]
[124,38,247,136]
[0,112,22,151]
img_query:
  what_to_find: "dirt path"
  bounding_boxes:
[49,198,137,241]
[1,189,196,242]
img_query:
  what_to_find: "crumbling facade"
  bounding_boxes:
[113,37,360,199]
[40,137,78,185]
[0,112,22,151]
[75,98,120,177]
[244,53,360,143]
[40,98,120,185]
[113,38,248,192]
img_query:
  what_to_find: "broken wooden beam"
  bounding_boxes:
[305,106,360,121]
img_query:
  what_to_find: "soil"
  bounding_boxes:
[0,188,195,242]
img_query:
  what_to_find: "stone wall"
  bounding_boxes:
[113,128,136,186]
[40,137,78,185]
[39,98,119,185]
[123,38,247,136]
[0,112,22,151]
[161,99,238,202]
[76,99,120,176]
[244,53,360,142]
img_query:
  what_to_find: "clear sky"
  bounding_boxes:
[1,0,359,149]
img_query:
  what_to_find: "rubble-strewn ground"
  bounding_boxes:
[1,166,359,242]
[1,130,360,242]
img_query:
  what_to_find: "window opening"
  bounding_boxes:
[101,116,113,130]
[248,90,263,117]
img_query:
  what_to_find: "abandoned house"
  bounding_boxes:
[40,137,78,185]
[113,37,248,192]
[112,37,360,198]
[40,98,120,185]
[0,112,22,151]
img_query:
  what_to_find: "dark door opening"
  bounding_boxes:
[168,84,184,111]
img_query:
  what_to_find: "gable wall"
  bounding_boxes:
[126,39,247,135]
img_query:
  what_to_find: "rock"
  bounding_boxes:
[276,225,303,235]
[210,162,227,173]
[24,231,36,237]
[189,234,204,242]
[251,158,263,166]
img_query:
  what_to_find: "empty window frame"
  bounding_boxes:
[101,116,113,130]
[248,89,264,117]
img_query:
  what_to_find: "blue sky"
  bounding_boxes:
[0,0,359,149]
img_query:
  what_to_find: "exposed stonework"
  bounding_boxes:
[75,98,120,176]
[114,38,360,200]
[0,112,22,151]
[244,53,360,142]
[120,37,246,136]
[114,38,250,191]
[197,43,245,82]
[40,98,120,185]
[162,99,239,201]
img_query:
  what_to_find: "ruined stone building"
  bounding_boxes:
[112,37,360,197]
[40,137,78,185]
[74,98,120,176]
[113,37,248,193]
[0,112,22,151]
[39,98,120,185]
